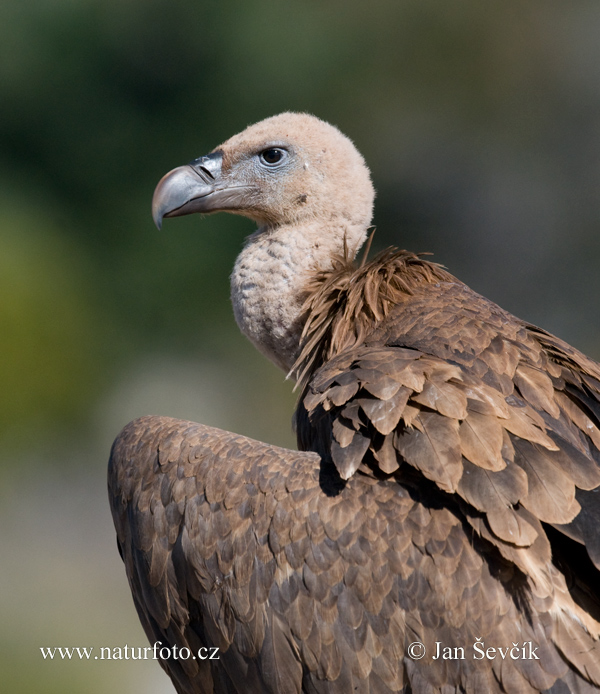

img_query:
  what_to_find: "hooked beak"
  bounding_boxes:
[151,150,255,229]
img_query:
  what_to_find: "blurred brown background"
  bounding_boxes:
[2,1,600,692]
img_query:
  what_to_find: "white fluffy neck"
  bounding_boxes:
[231,221,366,373]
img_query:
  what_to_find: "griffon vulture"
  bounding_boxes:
[109,113,600,694]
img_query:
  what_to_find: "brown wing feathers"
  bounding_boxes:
[296,254,600,541]
[290,250,455,389]
[110,415,592,694]
[295,251,600,687]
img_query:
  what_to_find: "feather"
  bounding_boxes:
[514,439,579,524]
[555,391,600,450]
[401,403,422,428]
[457,457,527,512]
[362,375,403,401]
[543,436,600,491]
[357,387,410,435]
[462,383,510,418]
[259,613,303,694]
[391,361,427,393]
[340,401,363,430]
[372,434,401,474]
[331,430,370,479]
[412,379,468,419]
[486,507,539,546]
[328,381,360,406]
[503,402,559,451]
[459,411,506,471]
[515,364,561,418]
[480,336,521,378]
[332,417,356,448]
[394,413,462,492]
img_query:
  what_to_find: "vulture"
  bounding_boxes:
[109,113,600,694]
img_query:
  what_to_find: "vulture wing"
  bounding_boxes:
[109,401,599,694]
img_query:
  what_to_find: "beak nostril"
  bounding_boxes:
[188,151,223,184]
[198,165,215,181]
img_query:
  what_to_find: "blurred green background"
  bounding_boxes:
[2,1,600,692]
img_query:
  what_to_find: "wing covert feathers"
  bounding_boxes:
[110,252,600,693]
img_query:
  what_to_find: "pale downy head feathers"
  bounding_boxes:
[216,112,375,234]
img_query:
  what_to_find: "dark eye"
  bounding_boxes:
[260,148,286,166]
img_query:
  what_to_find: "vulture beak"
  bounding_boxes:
[152,150,248,229]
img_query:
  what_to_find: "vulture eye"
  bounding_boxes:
[260,148,286,167]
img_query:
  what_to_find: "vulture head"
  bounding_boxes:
[152,112,374,234]
[152,113,375,370]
